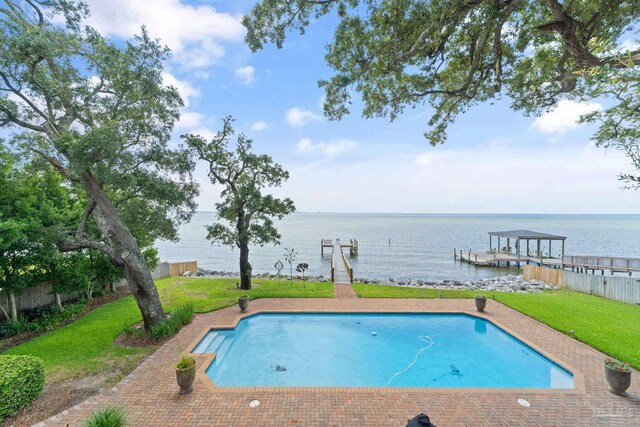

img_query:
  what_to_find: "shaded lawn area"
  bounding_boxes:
[3,277,333,381]
[353,284,640,370]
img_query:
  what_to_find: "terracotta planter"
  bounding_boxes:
[176,364,196,395]
[604,363,631,396]
[239,297,249,313]
[475,297,487,312]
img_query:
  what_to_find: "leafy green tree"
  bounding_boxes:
[244,0,640,176]
[0,150,64,321]
[183,117,295,290]
[0,0,198,328]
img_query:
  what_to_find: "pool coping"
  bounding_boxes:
[187,307,586,394]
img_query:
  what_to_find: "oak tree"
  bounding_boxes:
[244,0,640,180]
[183,117,295,290]
[0,0,198,328]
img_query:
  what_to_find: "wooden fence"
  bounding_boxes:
[167,261,198,277]
[524,265,640,305]
[0,261,198,320]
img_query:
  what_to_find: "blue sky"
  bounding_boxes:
[15,0,640,213]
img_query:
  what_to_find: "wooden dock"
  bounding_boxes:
[321,237,358,256]
[328,239,354,284]
[456,249,640,275]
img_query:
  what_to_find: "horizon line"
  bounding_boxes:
[193,211,640,215]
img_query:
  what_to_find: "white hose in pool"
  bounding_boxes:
[387,335,434,385]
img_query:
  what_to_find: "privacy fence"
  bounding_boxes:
[524,265,640,305]
[0,261,198,320]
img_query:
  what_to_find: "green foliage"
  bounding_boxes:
[176,355,195,370]
[0,302,86,339]
[0,0,198,327]
[183,117,295,249]
[183,117,295,289]
[148,304,193,341]
[0,150,72,305]
[83,406,128,427]
[0,355,45,422]
[244,1,640,181]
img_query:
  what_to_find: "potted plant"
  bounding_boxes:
[604,357,632,396]
[475,294,487,312]
[176,355,196,395]
[238,295,249,313]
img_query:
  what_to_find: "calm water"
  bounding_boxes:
[194,313,573,388]
[156,213,640,281]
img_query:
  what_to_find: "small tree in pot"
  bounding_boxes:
[176,355,196,395]
[604,357,632,396]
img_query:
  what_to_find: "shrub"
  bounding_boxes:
[172,304,194,326]
[0,355,45,422]
[176,355,195,369]
[83,406,128,427]
[148,304,193,341]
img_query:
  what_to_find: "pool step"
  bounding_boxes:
[194,332,227,354]
[213,336,233,363]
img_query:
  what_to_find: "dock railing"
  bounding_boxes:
[562,255,640,274]
[341,252,354,283]
[330,254,335,282]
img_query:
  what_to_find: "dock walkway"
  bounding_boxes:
[330,239,353,284]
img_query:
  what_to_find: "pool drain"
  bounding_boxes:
[517,398,530,407]
[249,399,260,408]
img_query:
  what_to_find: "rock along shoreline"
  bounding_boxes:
[183,268,554,293]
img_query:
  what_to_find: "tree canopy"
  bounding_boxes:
[0,0,198,327]
[183,117,295,289]
[244,1,640,164]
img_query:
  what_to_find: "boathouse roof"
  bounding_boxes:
[488,230,566,240]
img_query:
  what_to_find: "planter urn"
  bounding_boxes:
[176,364,196,395]
[239,296,249,313]
[604,361,631,396]
[475,296,487,312]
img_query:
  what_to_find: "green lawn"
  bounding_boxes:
[3,277,333,381]
[353,284,640,370]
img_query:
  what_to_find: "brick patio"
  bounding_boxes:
[35,292,639,426]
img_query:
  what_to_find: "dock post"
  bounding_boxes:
[468,250,471,264]
[321,239,323,256]
[454,248,457,260]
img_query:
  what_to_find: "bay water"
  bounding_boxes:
[156,213,640,281]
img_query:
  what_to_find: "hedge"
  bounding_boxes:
[0,355,45,422]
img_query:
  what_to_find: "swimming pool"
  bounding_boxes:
[193,313,573,388]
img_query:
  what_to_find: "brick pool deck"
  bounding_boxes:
[37,291,639,426]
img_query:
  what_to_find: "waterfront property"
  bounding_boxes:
[34,293,638,426]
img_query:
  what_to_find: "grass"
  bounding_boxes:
[354,284,640,370]
[3,277,333,381]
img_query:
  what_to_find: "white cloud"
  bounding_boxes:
[532,100,603,134]
[187,128,217,140]
[251,120,270,131]
[285,107,321,127]
[296,138,357,157]
[415,153,434,167]
[162,72,199,107]
[79,0,245,68]
[235,65,255,86]
[619,39,639,52]
[175,111,203,130]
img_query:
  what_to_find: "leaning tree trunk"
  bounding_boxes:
[9,293,17,323]
[81,175,166,329]
[239,243,252,290]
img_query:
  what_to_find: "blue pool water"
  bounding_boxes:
[193,313,573,388]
